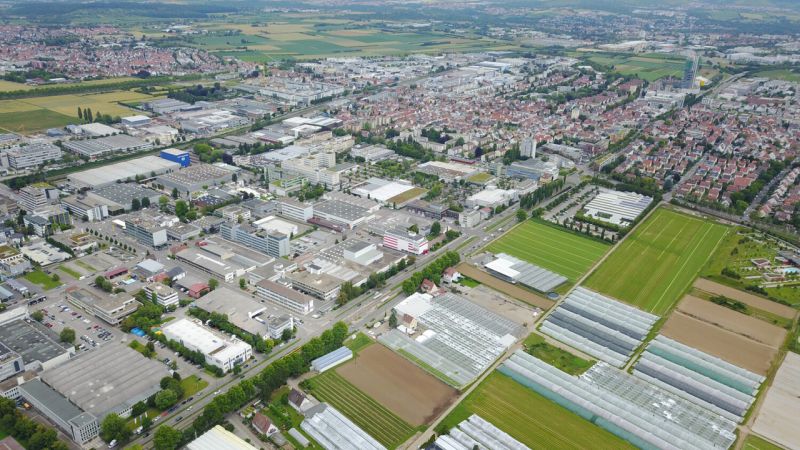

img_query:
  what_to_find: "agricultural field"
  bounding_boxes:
[438,372,636,450]
[523,334,594,375]
[752,69,800,82]
[752,353,800,450]
[660,295,785,375]
[703,228,800,306]
[0,90,154,132]
[305,370,417,449]
[0,76,140,93]
[584,208,728,316]
[335,344,457,426]
[580,51,688,81]
[487,219,610,282]
[742,434,786,450]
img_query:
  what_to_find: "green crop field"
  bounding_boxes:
[487,219,610,282]
[584,208,728,315]
[0,109,74,132]
[305,371,416,448]
[438,372,636,449]
[580,52,687,82]
[742,434,785,450]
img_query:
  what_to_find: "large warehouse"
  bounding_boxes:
[67,155,180,189]
[157,163,237,193]
[583,188,653,227]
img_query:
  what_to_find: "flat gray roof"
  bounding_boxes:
[91,183,162,206]
[40,343,168,417]
[195,287,267,336]
[0,319,69,366]
[19,379,85,423]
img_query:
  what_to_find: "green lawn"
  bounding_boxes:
[0,109,74,132]
[458,276,481,288]
[585,208,729,315]
[487,219,610,282]
[305,371,416,448]
[523,334,594,375]
[23,269,62,290]
[59,265,82,279]
[583,52,687,81]
[742,434,786,450]
[438,372,636,449]
[180,375,208,398]
[75,260,98,272]
[345,332,374,354]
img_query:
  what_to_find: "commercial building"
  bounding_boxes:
[220,222,290,258]
[266,315,294,340]
[2,143,62,170]
[0,245,30,276]
[466,187,517,209]
[61,195,109,222]
[175,245,245,283]
[352,178,419,204]
[124,214,172,248]
[19,240,71,266]
[286,270,341,302]
[160,148,190,167]
[144,283,179,307]
[188,425,258,450]
[312,200,373,230]
[18,379,99,444]
[301,403,386,450]
[66,288,140,325]
[194,287,269,338]
[67,156,180,189]
[166,222,202,242]
[255,279,315,315]
[121,115,151,128]
[0,345,23,383]
[277,198,313,222]
[78,123,120,137]
[506,158,559,181]
[349,144,395,162]
[163,319,252,373]
[219,205,251,222]
[383,227,429,255]
[19,184,57,213]
[89,183,163,211]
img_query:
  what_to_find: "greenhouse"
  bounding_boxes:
[434,414,530,450]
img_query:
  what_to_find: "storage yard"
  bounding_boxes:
[487,220,609,282]
[334,343,457,426]
[585,208,729,315]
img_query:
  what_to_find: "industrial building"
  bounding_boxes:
[301,403,386,450]
[120,115,151,128]
[157,163,236,193]
[61,195,109,222]
[277,198,313,222]
[124,213,172,248]
[349,144,395,162]
[0,307,72,374]
[162,319,252,373]
[583,188,653,227]
[194,287,269,338]
[160,148,191,167]
[67,155,180,189]
[188,425,258,450]
[18,379,99,444]
[506,158,559,181]
[312,200,373,230]
[286,270,341,303]
[89,183,163,212]
[540,287,658,368]
[383,227,429,255]
[0,245,30,276]
[62,134,153,158]
[466,187,518,209]
[255,279,315,315]
[352,178,419,204]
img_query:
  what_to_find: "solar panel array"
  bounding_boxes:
[434,414,531,450]
[500,351,738,450]
[541,287,659,367]
[380,293,524,387]
[633,336,765,422]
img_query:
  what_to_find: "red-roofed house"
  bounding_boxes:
[252,413,278,436]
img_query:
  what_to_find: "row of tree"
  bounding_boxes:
[0,397,68,450]
[401,251,461,294]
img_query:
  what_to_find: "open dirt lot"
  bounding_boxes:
[660,311,777,374]
[456,263,553,310]
[694,278,797,319]
[458,284,541,328]
[677,296,787,347]
[753,353,800,450]
[336,343,458,426]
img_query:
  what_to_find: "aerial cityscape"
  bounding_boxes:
[0,0,799,449]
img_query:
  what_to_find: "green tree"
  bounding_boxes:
[59,327,75,343]
[31,310,44,322]
[430,221,441,236]
[281,327,292,342]
[174,200,189,220]
[131,198,141,211]
[100,413,130,443]
[408,224,419,233]
[51,273,59,282]
[141,197,151,208]
[155,389,178,410]
[388,311,398,328]
[516,208,527,222]
[153,426,182,450]
[77,107,83,120]
[172,187,179,199]
[239,278,246,290]
[208,278,219,291]
[159,195,169,211]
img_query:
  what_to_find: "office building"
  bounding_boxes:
[124,214,172,248]
[19,379,99,444]
[383,227,429,255]
[61,195,109,222]
[277,198,313,222]
[2,143,62,170]
[255,279,315,315]
[144,283,179,307]
[220,222,290,258]
[286,270,341,302]
[0,245,30,276]
[66,288,140,325]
